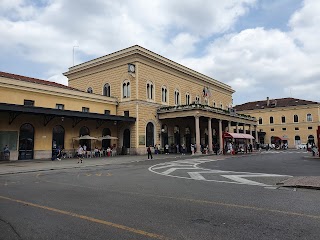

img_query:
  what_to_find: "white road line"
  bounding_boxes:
[188,172,207,180]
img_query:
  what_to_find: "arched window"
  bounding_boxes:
[220,102,223,109]
[102,128,111,149]
[270,116,274,124]
[213,101,216,108]
[52,125,65,152]
[186,93,190,105]
[307,113,312,122]
[146,122,154,147]
[294,114,299,123]
[195,96,200,104]
[146,82,154,100]
[79,126,90,136]
[19,123,34,160]
[123,81,130,98]
[294,135,301,146]
[281,116,286,123]
[161,86,167,103]
[87,87,93,93]
[103,83,111,97]
[174,89,180,105]
[259,117,263,124]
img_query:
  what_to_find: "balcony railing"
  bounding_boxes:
[157,104,256,121]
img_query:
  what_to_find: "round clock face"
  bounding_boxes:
[129,65,135,72]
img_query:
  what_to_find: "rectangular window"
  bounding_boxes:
[55,104,64,110]
[24,99,34,106]
[295,127,299,130]
[282,128,286,131]
[82,107,89,113]
[281,116,285,123]
[124,111,129,117]
[308,126,313,130]
[104,110,110,115]
[271,128,274,131]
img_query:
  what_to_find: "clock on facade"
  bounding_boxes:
[128,64,135,73]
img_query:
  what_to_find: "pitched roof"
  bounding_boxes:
[0,71,78,91]
[234,97,319,111]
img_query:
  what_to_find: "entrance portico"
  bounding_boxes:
[158,104,257,154]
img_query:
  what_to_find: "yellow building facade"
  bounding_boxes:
[1,45,257,160]
[235,97,320,148]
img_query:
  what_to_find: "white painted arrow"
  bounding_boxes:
[188,172,206,180]
[221,174,277,186]
[161,167,197,175]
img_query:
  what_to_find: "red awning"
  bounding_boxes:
[273,136,288,141]
[223,132,255,140]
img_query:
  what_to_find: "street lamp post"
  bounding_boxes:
[73,46,79,66]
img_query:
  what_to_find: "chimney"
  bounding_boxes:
[267,97,270,107]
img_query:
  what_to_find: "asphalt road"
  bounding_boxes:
[1,150,320,239]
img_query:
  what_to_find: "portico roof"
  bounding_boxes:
[0,103,135,127]
[157,104,256,125]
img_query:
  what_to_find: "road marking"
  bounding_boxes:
[0,195,170,240]
[33,177,320,221]
[95,173,102,176]
[149,158,291,187]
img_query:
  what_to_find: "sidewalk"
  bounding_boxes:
[0,153,218,175]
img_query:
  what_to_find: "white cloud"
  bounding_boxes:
[0,0,319,104]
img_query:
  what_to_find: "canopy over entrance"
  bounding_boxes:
[272,136,288,141]
[223,132,255,140]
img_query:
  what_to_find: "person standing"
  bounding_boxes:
[3,145,10,160]
[165,143,169,154]
[147,145,153,159]
[191,143,195,155]
[56,146,62,161]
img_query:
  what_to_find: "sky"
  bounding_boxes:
[1,0,319,105]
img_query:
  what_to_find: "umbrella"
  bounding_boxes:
[73,135,98,140]
[98,135,118,140]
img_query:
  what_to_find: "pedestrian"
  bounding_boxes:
[191,143,195,155]
[77,145,84,163]
[165,143,169,154]
[249,143,253,153]
[176,144,180,153]
[147,145,153,159]
[56,145,62,161]
[181,144,186,155]
[3,145,10,160]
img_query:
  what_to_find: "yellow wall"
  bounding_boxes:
[238,105,320,147]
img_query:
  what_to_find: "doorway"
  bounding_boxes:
[18,123,34,160]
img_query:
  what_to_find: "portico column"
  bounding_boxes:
[249,125,253,144]
[208,118,213,153]
[236,122,239,133]
[255,125,258,144]
[228,121,231,133]
[219,119,223,152]
[195,115,201,154]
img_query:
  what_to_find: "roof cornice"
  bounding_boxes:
[63,45,234,93]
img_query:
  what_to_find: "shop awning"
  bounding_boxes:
[73,135,98,140]
[223,132,255,140]
[272,136,288,141]
[98,135,118,140]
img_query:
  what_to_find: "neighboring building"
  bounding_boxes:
[0,45,257,160]
[0,71,134,160]
[234,97,320,148]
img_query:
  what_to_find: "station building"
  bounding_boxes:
[0,45,257,160]
[234,97,320,148]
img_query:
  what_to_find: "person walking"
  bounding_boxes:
[77,145,84,163]
[147,145,153,159]
[56,146,62,161]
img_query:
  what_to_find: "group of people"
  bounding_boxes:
[76,145,115,163]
